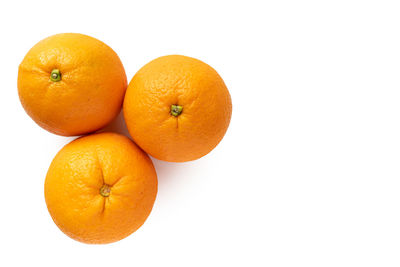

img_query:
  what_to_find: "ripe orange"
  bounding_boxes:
[44,132,157,244]
[18,33,127,136]
[123,55,232,162]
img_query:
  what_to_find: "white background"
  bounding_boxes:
[1,0,400,266]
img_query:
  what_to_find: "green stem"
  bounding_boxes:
[99,184,111,197]
[170,104,183,117]
[50,69,61,82]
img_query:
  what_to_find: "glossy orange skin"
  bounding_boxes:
[123,55,232,162]
[44,133,158,244]
[18,33,127,136]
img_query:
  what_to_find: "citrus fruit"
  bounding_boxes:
[123,55,232,162]
[44,132,157,244]
[18,33,127,136]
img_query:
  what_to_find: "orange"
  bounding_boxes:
[123,55,232,162]
[44,132,157,244]
[18,33,127,136]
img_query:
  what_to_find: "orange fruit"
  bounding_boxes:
[44,132,157,244]
[18,33,127,136]
[123,55,232,162]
